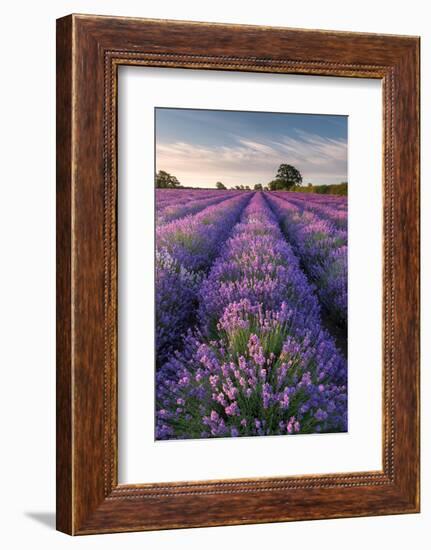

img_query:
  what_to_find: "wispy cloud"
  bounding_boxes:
[156,132,347,188]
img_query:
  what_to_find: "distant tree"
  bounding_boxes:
[155,170,181,188]
[245,185,251,190]
[269,164,302,191]
[240,185,245,190]
[263,186,269,191]
[234,185,241,190]
[216,181,227,190]
[254,183,263,191]
[268,180,281,191]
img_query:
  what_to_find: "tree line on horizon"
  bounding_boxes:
[156,164,347,196]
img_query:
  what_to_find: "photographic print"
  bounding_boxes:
[56,16,420,533]
[155,108,348,441]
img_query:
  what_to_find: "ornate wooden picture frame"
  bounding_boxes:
[56,14,420,535]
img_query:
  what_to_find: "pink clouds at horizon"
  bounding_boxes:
[156,131,347,188]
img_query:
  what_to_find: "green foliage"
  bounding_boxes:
[222,315,288,360]
[268,180,280,191]
[291,182,348,196]
[155,170,181,189]
[229,184,254,191]
[216,181,227,190]
[269,164,303,190]
[254,183,263,191]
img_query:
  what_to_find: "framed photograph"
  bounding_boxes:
[56,14,420,535]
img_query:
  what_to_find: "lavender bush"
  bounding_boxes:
[156,193,252,363]
[265,194,347,326]
[157,192,232,224]
[273,192,347,230]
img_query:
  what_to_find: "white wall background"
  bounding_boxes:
[0,0,427,548]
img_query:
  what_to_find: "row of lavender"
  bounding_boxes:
[279,191,347,211]
[156,193,347,439]
[156,188,218,205]
[266,193,347,326]
[156,190,233,224]
[272,191,347,229]
[156,192,252,364]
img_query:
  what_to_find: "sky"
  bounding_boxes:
[155,108,348,188]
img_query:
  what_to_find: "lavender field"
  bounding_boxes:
[155,189,348,440]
